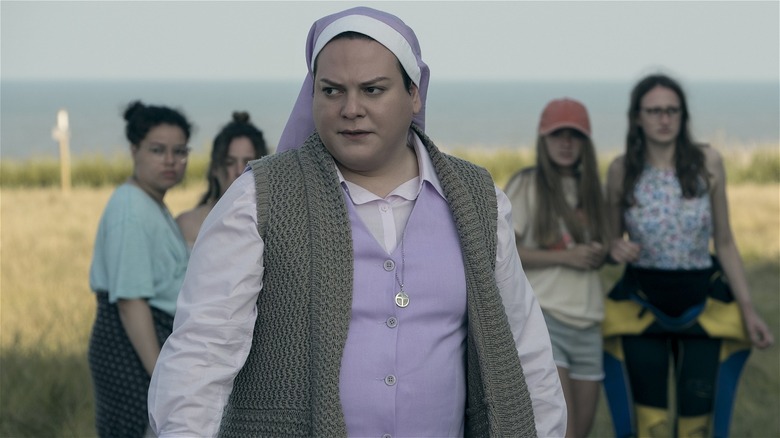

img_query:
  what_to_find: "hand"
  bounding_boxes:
[566,242,608,270]
[741,307,775,349]
[609,238,641,264]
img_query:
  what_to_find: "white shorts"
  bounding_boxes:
[542,310,604,381]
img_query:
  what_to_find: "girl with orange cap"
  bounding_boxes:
[505,97,609,438]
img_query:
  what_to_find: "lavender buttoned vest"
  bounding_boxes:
[218,126,536,438]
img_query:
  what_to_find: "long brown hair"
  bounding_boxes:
[533,135,608,247]
[622,74,708,207]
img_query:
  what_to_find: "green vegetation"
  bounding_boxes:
[1,154,210,188]
[725,148,780,185]
[451,146,780,188]
[450,147,538,187]
[2,146,778,188]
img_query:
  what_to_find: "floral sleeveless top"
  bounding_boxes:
[624,166,712,269]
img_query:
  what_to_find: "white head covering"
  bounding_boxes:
[276,6,430,153]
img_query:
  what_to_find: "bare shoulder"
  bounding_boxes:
[700,143,724,169]
[504,166,535,194]
[176,204,212,241]
[606,154,626,186]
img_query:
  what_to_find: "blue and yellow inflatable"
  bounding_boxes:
[602,260,751,437]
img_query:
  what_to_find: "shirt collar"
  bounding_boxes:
[336,131,445,205]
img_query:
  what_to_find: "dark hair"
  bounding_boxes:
[534,133,608,247]
[312,31,414,93]
[622,74,708,207]
[199,111,268,205]
[123,100,192,145]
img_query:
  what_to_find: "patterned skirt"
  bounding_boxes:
[88,292,174,438]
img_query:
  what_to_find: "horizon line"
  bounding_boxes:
[3,77,779,84]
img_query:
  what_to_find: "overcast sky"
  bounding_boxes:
[2,1,779,83]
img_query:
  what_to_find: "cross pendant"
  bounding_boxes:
[395,291,409,308]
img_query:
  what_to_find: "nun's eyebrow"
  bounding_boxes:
[318,76,392,87]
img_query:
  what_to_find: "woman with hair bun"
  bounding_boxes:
[88,101,192,437]
[176,111,268,248]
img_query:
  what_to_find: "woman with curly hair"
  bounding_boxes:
[88,100,192,437]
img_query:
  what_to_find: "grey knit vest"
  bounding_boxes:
[218,125,536,438]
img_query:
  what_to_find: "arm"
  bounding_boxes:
[149,172,265,436]
[518,242,606,271]
[605,156,640,264]
[495,188,567,437]
[505,168,606,271]
[705,147,774,349]
[118,299,161,376]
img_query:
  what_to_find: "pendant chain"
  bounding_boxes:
[394,237,405,293]
[394,232,410,308]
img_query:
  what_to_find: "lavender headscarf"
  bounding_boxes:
[276,7,430,153]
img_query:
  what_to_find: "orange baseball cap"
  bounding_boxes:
[538,98,591,138]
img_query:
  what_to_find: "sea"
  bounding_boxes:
[1,79,778,160]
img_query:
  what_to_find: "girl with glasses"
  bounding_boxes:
[602,74,773,437]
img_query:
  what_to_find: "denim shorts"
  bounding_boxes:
[542,310,604,381]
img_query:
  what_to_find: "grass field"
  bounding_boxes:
[1,179,778,437]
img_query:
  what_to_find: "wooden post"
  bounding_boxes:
[51,109,71,194]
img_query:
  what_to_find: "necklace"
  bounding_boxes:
[394,236,409,308]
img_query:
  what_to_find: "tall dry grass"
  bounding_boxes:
[1,180,778,437]
[0,184,202,437]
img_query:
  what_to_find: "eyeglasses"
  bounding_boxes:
[641,106,681,118]
[143,144,191,163]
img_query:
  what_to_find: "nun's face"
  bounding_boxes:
[312,37,421,180]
